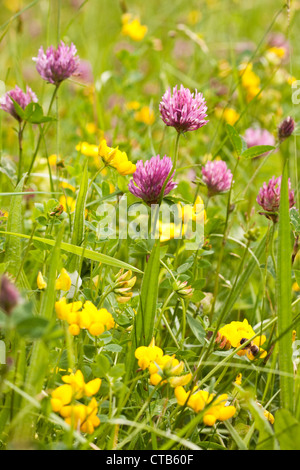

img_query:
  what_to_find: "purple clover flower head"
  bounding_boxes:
[244,127,275,152]
[0,275,20,315]
[278,116,295,142]
[201,160,233,196]
[33,41,80,85]
[257,176,295,222]
[128,155,177,205]
[0,85,38,121]
[159,85,208,133]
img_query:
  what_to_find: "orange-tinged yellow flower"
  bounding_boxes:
[0,210,8,218]
[134,106,155,125]
[121,13,147,41]
[135,338,191,387]
[217,319,267,360]
[234,373,242,386]
[220,107,240,126]
[264,409,275,424]
[51,384,73,413]
[85,122,98,135]
[55,268,72,291]
[48,154,57,166]
[59,195,76,213]
[62,370,101,398]
[79,301,115,336]
[37,271,47,290]
[135,338,164,370]
[60,181,76,192]
[55,297,82,321]
[61,397,100,434]
[126,101,141,111]
[76,141,99,158]
[175,386,236,425]
[159,197,206,243]
[98,139,136,175]
[239,63,261,102]
[293,281,300,292]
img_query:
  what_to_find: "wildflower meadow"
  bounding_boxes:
[0,0,300,453]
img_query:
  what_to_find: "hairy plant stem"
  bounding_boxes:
[17,121,26,184]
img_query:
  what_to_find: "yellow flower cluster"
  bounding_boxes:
[98,139,136,175]
[135,338,192,387]
[121,13,148,41]
[217,319,267,360]
[50,370,101,434]
[55,297,115,336]
[175,386,236,426]
[239,63,261,102]
[159,196,206,243]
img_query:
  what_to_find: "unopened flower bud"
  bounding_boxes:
[50,204,64,217]
[200,292,213,315]
[173,280,194,298]
[163,358,184,377]
[0,275,20,315]
[244,227,260,242]
[114,269,133,284]
[278,116,295,142]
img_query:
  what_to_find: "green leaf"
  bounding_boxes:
[290,207,300,233]
[109,364,125,378]
[186,313,206,344]
[241,145,275,159]
[225,124,243,156]
[276,162,294,412]
[274,409,300,450]
[93,354,111,377]
[16,317,49,338]
[0,230,143,273]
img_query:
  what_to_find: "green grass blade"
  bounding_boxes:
[5,175,26,277]
[12,229,63,442]
[68,159,88,272]
[0,230,143,274]
[276,162,294,412]
[128,240,160,374]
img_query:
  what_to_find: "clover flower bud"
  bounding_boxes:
[0,275,20,315]
[278,116,295,142]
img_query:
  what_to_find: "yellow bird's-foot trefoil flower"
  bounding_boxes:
[216,319,267,360]
[98,139,136,175]
[37,271,47,290]
[135,338,192,387]
[175,386,236,426]
[55,268,72,292]
[50,370,101,434]
[121,13,148,41]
